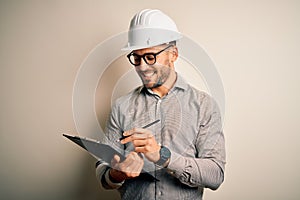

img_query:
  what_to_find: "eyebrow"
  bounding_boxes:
[133,49,162,54]
[133,45,172,55]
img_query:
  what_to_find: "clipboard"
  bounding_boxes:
[62,133,157,180]
[63,133,125,163]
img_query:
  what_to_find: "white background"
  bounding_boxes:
[0,1,299,199]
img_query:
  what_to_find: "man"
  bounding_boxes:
[96,9,225,200]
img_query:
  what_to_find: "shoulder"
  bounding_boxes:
[186,84,213,103]
[176,75,213,102]
[185,84,221,115]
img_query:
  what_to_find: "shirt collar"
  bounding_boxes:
[173,74,189,91]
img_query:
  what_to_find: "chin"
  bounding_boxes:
[146,83,163,89]
[144,84,153,89]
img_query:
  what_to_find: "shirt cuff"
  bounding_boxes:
[166,150,186,178]
[95,161,109,183]
[166,151,198,187]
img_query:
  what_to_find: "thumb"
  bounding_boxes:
[111,154,120,167]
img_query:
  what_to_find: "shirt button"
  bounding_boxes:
[158,191,163,196]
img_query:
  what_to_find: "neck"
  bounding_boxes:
[151,70,177,97]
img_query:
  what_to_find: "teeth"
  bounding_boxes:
[143,72,154,77]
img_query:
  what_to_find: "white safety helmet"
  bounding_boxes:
[122,9,182,51]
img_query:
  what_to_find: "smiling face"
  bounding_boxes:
[132,44,178,90]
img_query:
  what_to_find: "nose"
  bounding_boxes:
[136,59,150,71]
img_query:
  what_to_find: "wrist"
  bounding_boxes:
[108,168,126,183]
[154,146,171,167]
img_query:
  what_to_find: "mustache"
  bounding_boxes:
[136,63,169,72]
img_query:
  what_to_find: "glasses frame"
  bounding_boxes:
[126,45,173,66]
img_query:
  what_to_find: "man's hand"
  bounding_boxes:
[109,151,144,182]
[121,128,161,163]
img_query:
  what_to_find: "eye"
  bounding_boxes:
[145,54,155,61]
[133,55,141,63]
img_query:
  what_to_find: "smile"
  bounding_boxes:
[141,71,155,78]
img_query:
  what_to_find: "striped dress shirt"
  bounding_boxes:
[96,74,226,200]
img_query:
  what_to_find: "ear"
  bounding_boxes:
[169,46,178,63]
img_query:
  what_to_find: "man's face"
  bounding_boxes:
[132,45,175,89]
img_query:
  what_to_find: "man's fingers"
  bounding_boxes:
[132,139,151,147]
[118,152,144,177]
[129,153,143,175]
[111,154,121,168]
[113,154,121,162]
[130,162,143,176]
[114,155,121,163]
[123,128,147,137]
[135,146,152,153]
[121,132,153,144]
[119,152,139,167]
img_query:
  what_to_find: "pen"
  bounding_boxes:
[116,119,160,142]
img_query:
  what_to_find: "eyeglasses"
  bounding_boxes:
[127,45,173,66]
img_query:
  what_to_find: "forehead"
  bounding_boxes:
[133,44,166,54]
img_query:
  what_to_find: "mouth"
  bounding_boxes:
[141,71,154,78]
[140,70,156,79]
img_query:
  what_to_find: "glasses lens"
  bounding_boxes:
[129,54,141,66]
[144,54,156,65]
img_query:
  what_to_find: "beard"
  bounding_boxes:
[139,64,171,89]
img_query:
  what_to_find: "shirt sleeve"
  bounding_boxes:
[96,101,125,189]
[95,160,125,189]
[167,95,226,190]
